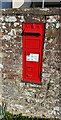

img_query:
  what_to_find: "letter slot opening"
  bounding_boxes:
[22,32,40,36]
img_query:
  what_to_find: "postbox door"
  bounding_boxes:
[23,51,41,83]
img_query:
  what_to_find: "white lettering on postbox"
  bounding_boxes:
[26,53,39,62]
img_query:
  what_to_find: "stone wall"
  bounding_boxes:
[0,8,61,119]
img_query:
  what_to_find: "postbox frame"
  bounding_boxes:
[22,22,45,84]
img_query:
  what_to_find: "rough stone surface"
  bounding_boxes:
[0,8,60,119]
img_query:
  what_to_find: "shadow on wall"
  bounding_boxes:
[31,2,61,8]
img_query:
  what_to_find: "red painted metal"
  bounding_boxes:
[22,22,44,83]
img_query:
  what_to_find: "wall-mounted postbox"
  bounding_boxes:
[22,22,44,83]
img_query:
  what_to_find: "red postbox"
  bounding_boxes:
[22,22,44,83]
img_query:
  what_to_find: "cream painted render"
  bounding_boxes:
[12,0,24,8]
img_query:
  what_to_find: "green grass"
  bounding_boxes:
[0,112,60,120]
